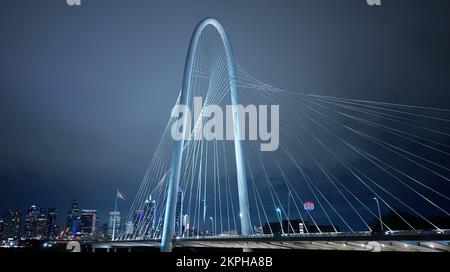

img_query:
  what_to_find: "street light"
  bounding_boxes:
[373,197,383,231]
[276,208,284,234]
[287,189,291,236]
[209,217,214,236]
[238,213,243,236]
[202,200,207,237]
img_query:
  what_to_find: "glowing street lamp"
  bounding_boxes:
[373,197,383,231]
[275,208,284,234]
[209,217,214,236]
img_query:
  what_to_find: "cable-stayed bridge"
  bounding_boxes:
[96,18,450,252]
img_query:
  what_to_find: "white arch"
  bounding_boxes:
[160,18,251,252]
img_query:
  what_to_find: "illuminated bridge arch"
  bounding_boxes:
[161,18,251,252]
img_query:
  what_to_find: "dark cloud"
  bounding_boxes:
[0,0,449,227]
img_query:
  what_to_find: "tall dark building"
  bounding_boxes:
[35,207,47,239]
[2,210,22,240]
[66,199,79,235]
[100,223,108,237]
[0,219,3,240]
[47,208,58,239]
[131,197,156,239]
[79,209,97,236]
[175,188,184,237]
[24,205,39,239]
[107,211,121,237]
[143,198,156,239]
[132,209,144,238]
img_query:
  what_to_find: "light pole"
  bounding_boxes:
[112,194,118,241]
[239,212,243,235]
[373,197,383,231]
[287,189,291,236]
[276,208,284,234]
[209,217,214,236]
[202,200,207,237]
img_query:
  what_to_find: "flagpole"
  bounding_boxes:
[112,191,118,241]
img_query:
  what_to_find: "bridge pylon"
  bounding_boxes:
[160,18,251,252]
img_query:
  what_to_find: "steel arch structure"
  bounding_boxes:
[160,18,251,252]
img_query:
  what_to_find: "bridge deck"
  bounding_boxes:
[90,233,450,252]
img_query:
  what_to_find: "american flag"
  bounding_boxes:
[117,190,125,200]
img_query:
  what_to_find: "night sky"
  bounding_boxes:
[1,0,449,226]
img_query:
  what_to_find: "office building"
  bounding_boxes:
[107,211,121,237]
[66,199,79,235]
[125,221,133,236]
[2,210,22,240]
[35,207,47,239]
[182,214,189,237]
[0,219,3,240]
[175,188,184,237]
[79,209,97,236]
[143,198,156,239]
[47,208,58,239]
[24,205,39,239]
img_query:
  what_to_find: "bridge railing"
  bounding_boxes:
[177,229,450,240]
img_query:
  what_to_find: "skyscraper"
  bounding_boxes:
[131,197,156,239]
[131,209,144,238]
[47,208,58,239]
[79,209,97,236]
[35,207,47,239]
[24,205,39,239]
[182,214,189,237]
[175,188,184,237]
[125,221,133,237]
[107,211,121,237]
[0,219,3,240]
[2,210,21,240]
[66,199,79,235]
[100,223,108,237]
[143,198,156,239]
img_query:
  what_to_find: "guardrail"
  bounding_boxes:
[171,229,450,240]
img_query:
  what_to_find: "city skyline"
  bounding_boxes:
[0,199,123,241]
